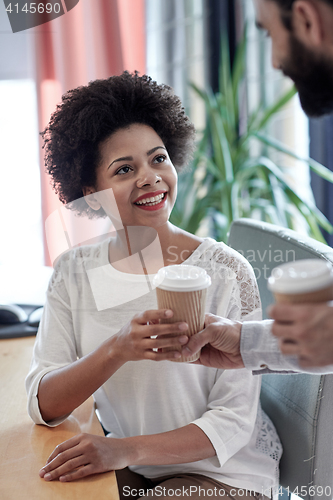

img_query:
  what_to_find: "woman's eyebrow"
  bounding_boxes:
[108,156,133,169]
[108,147,166,169]
[147,146,166,156]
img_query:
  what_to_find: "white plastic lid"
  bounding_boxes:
[268,259,333,294]
[153,265,211,292]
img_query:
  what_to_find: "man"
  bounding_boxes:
[182,0,333,372]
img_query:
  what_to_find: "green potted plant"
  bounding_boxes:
[170,34,333,243]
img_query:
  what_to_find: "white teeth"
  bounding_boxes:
[135,193,165,205]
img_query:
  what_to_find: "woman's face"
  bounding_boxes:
[85,123,178,229]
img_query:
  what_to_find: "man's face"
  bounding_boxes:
[254,0,333,117]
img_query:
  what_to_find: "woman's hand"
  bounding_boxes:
[39,425,215,482]
[39,433,130,482]
[37,309,188,424]
[110,309,189,363]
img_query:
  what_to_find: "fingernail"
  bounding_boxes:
[44,473,52,481]
[39,469,45,478]
[182,347,192,355]
[174,351,181,358]
[165,310,173,317]
[178,335,188,344]
[179,323,188,331]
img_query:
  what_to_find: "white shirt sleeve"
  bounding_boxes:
[240,320,333,374]
[191,367,260,467]
[190,242,262,466]
[25,258,77,426]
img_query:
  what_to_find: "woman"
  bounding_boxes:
[26,72,281,499]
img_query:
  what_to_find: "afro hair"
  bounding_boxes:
[42,71,196,218]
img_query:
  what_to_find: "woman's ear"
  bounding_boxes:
[82,186,102,211]
[292,0,324,47]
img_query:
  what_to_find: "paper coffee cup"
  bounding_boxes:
[268,259,333,304]
[153,265,211,362]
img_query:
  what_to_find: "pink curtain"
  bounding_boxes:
[34,0,146,266]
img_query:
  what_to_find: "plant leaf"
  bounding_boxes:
[255,132,333,182]
[255,86,297,131]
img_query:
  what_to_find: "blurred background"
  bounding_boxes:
[1,0,333,271]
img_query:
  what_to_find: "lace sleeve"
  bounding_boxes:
[191,241,262,322]
[216,244,262,321]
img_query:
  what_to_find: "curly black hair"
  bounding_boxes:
[42,71,196,218]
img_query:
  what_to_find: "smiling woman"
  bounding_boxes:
[42,72,195,220]
[26,71,282,500]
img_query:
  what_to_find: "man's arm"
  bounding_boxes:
[182,313,333,374]
[240,319,299,373]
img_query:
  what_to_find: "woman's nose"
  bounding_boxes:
[136,168,162,188]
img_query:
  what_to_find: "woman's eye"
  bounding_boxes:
[116,165,132,175]
[153,155,166,164]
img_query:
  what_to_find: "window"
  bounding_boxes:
[146,0,208,131]
[0,3,43,267]
[0,79,43,266]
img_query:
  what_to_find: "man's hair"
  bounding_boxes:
[42,71,196,218]
[271,0,333,30]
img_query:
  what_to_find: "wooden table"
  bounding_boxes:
[0,337,119,500]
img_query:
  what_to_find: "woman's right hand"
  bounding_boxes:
[110,309,189,363]
[37,310,188,423]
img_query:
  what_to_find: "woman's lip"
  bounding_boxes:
[133,190,167,204]
[134,193,167,211]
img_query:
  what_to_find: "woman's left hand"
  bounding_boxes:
[39,433,130,482]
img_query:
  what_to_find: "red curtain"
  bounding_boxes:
[34,0,146,266]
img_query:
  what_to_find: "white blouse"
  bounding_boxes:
[26,237,282,494]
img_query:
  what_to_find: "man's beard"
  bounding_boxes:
[281,35,333,117]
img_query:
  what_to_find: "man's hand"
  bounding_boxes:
[181,313,244,369]
[269,302,333,367]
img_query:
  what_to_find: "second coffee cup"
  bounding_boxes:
[153,265,211,362]
[268,259,333,304]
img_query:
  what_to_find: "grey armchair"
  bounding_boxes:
[227,218,333,500]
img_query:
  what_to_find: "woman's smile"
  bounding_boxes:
[133,190,167,210]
